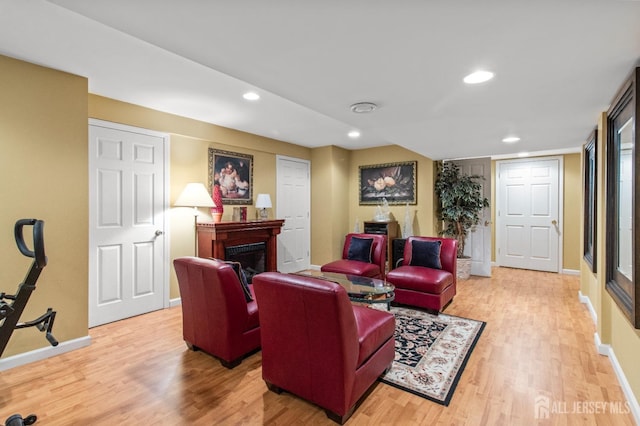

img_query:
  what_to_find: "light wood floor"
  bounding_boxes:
[0,268,635,425]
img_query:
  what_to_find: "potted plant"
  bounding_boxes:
[434,162,489,279]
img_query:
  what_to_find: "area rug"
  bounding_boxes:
[378,306,485,406]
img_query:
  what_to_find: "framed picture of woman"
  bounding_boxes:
[208,148,253,205]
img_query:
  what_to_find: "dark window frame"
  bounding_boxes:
[605,67,640,328]
[583,129,597,272]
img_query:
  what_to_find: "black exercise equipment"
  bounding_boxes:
[0,219,58,426]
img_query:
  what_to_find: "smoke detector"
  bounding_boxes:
[350,102,378,113]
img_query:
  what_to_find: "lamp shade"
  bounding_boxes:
[255,193,272,209]
[175,183,216,208]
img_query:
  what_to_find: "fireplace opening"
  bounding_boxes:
[225,242,266,283]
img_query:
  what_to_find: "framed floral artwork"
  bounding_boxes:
[359,161,417,205]
[208,148,253,205]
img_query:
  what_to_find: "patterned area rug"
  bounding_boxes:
[378,306,485,406]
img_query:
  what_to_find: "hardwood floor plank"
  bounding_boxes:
[0,267,635,425]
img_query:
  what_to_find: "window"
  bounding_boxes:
[606,67,639,328]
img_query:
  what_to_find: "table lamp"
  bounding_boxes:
[255,193,272,220]
[175,183,216,254]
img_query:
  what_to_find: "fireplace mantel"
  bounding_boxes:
[196,220,284,272]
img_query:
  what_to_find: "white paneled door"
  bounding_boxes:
[452,157,492,277]
[497,157,562,272]
[276,156,310,273]
[89,120,168,327]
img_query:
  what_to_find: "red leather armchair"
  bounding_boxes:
[173,257,260,368]
[386,237,457,313]
[252,272,395,424]
[321,233,387,279]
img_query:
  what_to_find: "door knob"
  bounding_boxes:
[484,221,492,226]
[551,220,557,226]
[155,230,164,237]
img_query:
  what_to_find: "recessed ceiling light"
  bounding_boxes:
[350,102,377,113]
[502,136,521,143]
[243,91,260,101]
[348,130,361,138]
[463,70,495,84]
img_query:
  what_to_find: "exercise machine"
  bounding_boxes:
[0,219,58,426]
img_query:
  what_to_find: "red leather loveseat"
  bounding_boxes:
[252,272,395,424]
[320,233,387,279]
[385,236,457,313]
[173,257,260,368]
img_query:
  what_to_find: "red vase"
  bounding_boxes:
[211,184,223,222]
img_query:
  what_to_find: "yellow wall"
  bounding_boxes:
[579,111,640,407]
[0,55,89,356]
[349,145,436,240]
[324,145,436,263]
[89,95,311,299]
[310,146,351,265]
[562,153,581,271]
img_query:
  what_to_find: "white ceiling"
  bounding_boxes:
[1,0,639,160]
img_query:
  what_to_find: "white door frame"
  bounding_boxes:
[495,156,564,272]
[88,119,171,321]
[452,158,492,277]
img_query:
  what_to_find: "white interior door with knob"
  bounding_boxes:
[276,155,310,273]
[89,120,169,327]
[496,157,562,272]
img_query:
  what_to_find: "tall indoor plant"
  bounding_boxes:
[435,162,489,278]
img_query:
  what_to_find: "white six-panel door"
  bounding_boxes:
[497,157,562,272]
[89,120,168,327]
[276,156,310,273]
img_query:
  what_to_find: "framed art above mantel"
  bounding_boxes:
[208,148,253,205]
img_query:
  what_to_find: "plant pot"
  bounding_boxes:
[212,212,223,223]
[456,256,472,280]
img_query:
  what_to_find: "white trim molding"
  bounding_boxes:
[578,291,598,324]
[582,292,640,425]
[594,334,640,425]
[0,336,91,371]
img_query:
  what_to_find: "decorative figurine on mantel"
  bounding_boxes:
[211,184,224,223]
[402,202,414,238]
[373,198,390,222]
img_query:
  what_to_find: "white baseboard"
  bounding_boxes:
[0,336,91,372]
[578,291,598,324]
[169,297,181,307]
[308,264,321,271]
[594,333,640,425]
[488,263,578,276]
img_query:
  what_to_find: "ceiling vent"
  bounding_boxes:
[350,102,378,113]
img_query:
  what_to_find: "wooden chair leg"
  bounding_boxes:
[325,407,354,425]
[220,357,242,369]
[265,381,283,394]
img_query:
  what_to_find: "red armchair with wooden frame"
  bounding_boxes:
[385,236,457,313]
[320,233,387,279]
[173,257,260,368]
[252,272,395,424]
